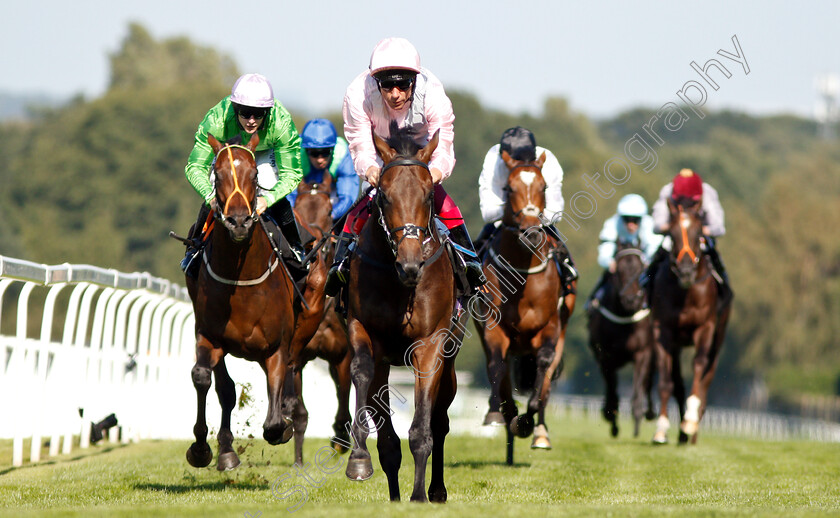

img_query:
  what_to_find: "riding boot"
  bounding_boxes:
[585,270,610,311]
[472,222,497,257]
[180,203,211,278]
[325,231,354,297]
[641,245,667,299]
[703,236,733,304]
[447,223,486,293]
[270,198,307,268]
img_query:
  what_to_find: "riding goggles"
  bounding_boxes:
[307,148,333,159]
[236,107,269,120]
[621,216,642,225]
[377,77,415,92]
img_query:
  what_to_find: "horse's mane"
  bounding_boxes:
[384,121,421,158]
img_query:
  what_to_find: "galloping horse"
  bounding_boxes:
[650,198,732,444]
[474,150,576,465]
[344,128,462,503]
[185,133,326,471]
[291,171,353,463]
[587,242,656,438]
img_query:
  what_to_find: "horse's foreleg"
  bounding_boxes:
[262,350,294,446]
[329,351,353,454]
[481,330,511,427]
[631,339,654,438]
[428,362,456,503]
[213,356,240,471]
[292,368,308,467]
[346,321,375,481]
[683,320,720,439]
[652,325,674,445]
[600,359,620,438]
[408,353,444,503]
[371,364,401,501]
[187,339,222,467]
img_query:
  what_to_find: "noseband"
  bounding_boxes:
[214,144,258,225]
[375,158,435,257]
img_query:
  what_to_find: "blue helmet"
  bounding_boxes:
[300,119,338,149]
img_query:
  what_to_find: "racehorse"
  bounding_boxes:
[291,171,353,463]
[650,198,732,444]
[474,150,576,466]
[587,242,656,438]
[344,127,462,503]
[184,133,326,471]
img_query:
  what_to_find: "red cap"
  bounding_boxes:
[671,169,703,200]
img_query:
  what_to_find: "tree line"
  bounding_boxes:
[1,24,838,409]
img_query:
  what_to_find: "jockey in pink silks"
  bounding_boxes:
[324,37,485,297]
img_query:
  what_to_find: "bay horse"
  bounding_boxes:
[650,198,732,444]
[344,127,462,503]
[291,171,353,463]
[185,133,326,471]
[474,150,576,466]
[587,242,656,438]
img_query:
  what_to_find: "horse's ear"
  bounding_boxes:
[501,150,517,171]
[667,197,679,221]
[321,168,333,191]
[416,129,439,164]
[535,151,547,168]
[372,129,396,163]
[245,132,260,153]
[208,133,223,154]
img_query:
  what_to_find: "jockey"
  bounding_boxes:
[644,168,731,299]
[180,73,305,277]
[587,193,662,306]
[324,37,484,296]
[475,126,578,293]
[286,118,360,221]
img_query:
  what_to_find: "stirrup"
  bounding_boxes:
[180,248,201,279]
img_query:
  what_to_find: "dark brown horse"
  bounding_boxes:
[344,128,462,503]
[587,242,656,438]
[185,133,326,471]
[650,198,732,444]
[292,171,353,463]
[474,150,576,465]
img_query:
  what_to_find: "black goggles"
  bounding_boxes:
[236,107,269,120]
[621,215,642,225]
[307,148,332,159]
[377,77,414,91]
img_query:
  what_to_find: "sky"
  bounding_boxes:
[3,1,839,120]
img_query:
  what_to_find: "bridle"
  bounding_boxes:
[374,158,436,257]
[613,247,646,301]
[213,144,259,225]
[670,205,701,276]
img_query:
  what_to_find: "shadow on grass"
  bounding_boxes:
[447,460,530,469]
[134,480,270,493]
[0,443,128,477]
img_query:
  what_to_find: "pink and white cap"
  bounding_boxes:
[230,73,274,108]
[369,37,421,75]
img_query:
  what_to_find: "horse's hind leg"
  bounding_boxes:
[292,368,308,467]
[214,356,240,471]
[428,363,456,503]
[631,345,654,438]
[186,340,221,467]
[329,351,353,454]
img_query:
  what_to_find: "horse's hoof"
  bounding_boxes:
[216,451,240,471]
[345,457,373,481]
[652,432,668,445]
[510,414,535,438]
[483,411,506,426]
[610,423,619,438]
[428,486,447,503]
[680,419,699,436]
[330,436,350,454]
[645,410,657,421]
[186,442,213,468]
[263,418,294,445]
[678,431,690,444]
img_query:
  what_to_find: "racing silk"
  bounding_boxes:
[185,96,303,207]
[651,182,725,236]
[287,136,360,219]
[597,213,663,269]
[478,144,565,224]
[342,67,456,180]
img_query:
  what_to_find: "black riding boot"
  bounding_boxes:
[472,222,497,256]
[325,231,354,297]
[268,198,307,267]
[545,226,578,296]
[703,236,732,304]
[641,245,668,299]
[447,223,486,293]
[180,203,211,278]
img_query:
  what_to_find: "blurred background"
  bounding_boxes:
[1,1,838,419]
